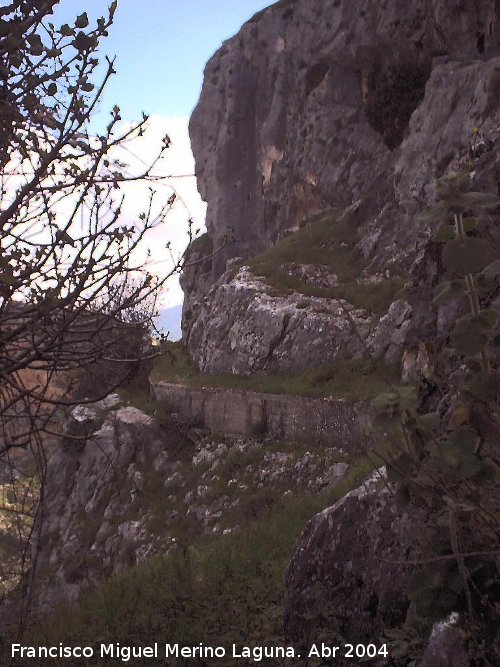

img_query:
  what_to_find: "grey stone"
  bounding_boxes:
[370,299,413,363]
[115,406,154,427]
[163,471,184,492]
[284,469,425,658]
[133,470,144,493]
[182,0,500,373]
[152,450,171,473]
[69,405,98,424]
[325,462,349,486]
[421,613,471,667]
[192,447,215,466]
[93,393,121,411]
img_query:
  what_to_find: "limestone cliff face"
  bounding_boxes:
[29,400,177,609]
[182,0,500,374]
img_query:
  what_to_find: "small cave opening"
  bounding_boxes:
[364,61,431,150]
[305,61,330,96]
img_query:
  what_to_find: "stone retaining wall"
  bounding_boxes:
[150,381,372,451]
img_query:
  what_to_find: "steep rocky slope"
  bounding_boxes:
[182,0,500,374]
[28,393,353,609]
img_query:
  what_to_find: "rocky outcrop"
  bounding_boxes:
[184,266,371,374]
[185,261,425,373]
[29,395,352,609]
[190,0,499,276]
[284,469,424,661]
[29,398,181,609]
[182,0,500,373]
[421,614,471,667]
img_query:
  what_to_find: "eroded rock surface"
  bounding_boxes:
[284,469,424,659]
[421,613,471,667]
[29,402,177,608]
[29,398,351,609]
[186,266,370,374]
[182,0,500,373]
[190,0,499,276]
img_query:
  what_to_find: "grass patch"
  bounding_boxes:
[250,210,362,283]
[116,386,158,415]
[248,210,404,313]
[190,232,213,256]
[150,342,398,402]
[22,455,380,666]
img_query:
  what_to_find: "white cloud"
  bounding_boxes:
[3,115,202,309]
[114,115,206,307]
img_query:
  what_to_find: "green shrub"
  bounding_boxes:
[372,169,500,660]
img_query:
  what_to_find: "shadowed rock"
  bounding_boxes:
[284,469,425,659]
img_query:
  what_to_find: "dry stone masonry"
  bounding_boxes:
[150,379,372,449]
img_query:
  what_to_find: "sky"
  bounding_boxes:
[55,1,275,121]
[50,0,275,307]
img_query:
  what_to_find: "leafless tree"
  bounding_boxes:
[0,0,188,621]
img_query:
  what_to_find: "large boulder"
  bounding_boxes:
[284,470,424,659]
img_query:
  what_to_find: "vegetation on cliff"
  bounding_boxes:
[150,340,398,401]
[17,455,378,666]
[249,208,405,315]
[369,169,500,661]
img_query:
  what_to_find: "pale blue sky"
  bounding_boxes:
[55,1,275,123]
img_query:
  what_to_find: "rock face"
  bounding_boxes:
[29,396,353,609]
[29,401,183,608]
[190,0,500,274]
[182,0,500,373]
[284,469,424,660]
[421,614,471,667]
[185,266,370,374]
